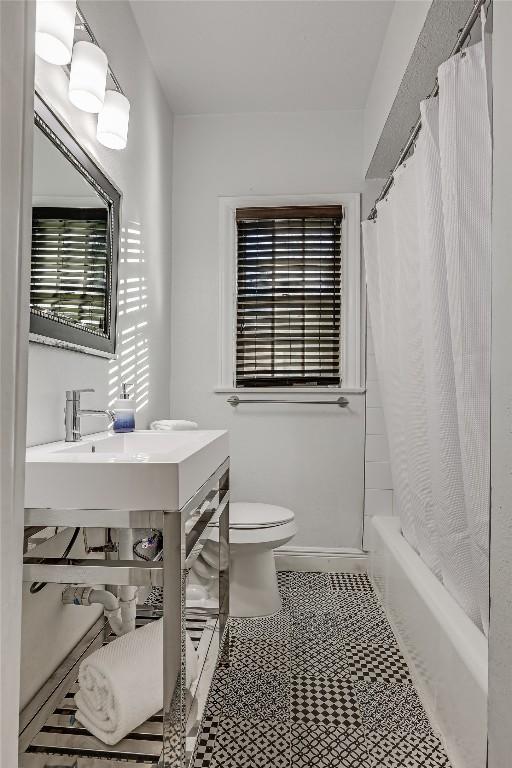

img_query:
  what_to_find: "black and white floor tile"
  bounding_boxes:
[291,675,362,729]
[209,717,290,768]
[204,668,230,714]
[287,570,331,592]
[191,572,452,768]
[356,682,433,735]
[230,608,291,641]
[291,723,372,768]
[285,588,347,617]
[221,669,290,721]
[329,572,373,592]
[192,710,222,766]
[229,636,290,673]
[366,730,452,767]
[290,614,347,678]
[345,642,412,684]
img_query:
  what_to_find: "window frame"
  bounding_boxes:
[218,193,362,391]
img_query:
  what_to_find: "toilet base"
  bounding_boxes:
[230,547,282,618]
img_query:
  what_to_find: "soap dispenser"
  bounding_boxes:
[112,383,135,433]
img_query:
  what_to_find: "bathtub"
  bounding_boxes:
[368,516,488,768]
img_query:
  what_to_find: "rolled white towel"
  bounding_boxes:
[150,419,198,431]
[75,620,198,745]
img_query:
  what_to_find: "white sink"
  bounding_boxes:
[25,430,229,511]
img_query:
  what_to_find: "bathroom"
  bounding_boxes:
[1,0,510,765]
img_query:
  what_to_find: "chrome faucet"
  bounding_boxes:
[65,389,115,442]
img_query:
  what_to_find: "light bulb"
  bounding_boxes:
[97,91,130,150]
[35,0,76,65]
[69,41,108,113]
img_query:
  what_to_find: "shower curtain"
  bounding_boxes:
[362,38,491,633]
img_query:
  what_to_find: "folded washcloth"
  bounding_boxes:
[75,619,198,745]
[150,419,198,431]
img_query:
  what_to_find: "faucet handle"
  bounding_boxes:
[66,388,94,400]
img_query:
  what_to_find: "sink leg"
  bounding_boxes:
[162,510,184,767]
[219,467,230,637]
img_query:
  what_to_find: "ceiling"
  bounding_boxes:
[130,0,395,115]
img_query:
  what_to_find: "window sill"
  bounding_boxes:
[214,386,366,395]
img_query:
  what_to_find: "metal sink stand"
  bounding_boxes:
[19,458,229,768]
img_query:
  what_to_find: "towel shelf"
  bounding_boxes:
[19,615,170,765]
[20,608,224,765]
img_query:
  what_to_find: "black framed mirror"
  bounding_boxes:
[30,93,121,356]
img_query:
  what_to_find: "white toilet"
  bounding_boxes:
[153,423,297,616]
[211,502,297,618]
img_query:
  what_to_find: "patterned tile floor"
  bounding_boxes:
[192,571,452,768]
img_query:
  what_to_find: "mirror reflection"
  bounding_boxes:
[31,125,110,334]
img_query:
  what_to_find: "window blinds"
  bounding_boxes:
[30,207,109,332]
[236,205,342,387]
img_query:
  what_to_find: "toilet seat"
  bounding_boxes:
[208,503,296,546]
[228,502,295,530]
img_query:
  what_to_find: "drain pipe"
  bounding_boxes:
[117,528,137,633]
[62,585,124,636]
[62,529,138,636]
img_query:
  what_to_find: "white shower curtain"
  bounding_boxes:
[363,39,491,633]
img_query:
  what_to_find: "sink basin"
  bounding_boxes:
[25,430,229,511]
[54,432,211,457]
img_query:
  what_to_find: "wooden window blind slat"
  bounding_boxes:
[236,206,342,387]
[30,207,109,332]
[236,205,343,220]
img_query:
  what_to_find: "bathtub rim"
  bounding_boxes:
[369,515,488,768]
[370,516,487,695]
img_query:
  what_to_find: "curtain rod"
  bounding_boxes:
[367,0,489,221]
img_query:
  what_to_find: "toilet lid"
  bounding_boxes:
[227,502,295,529]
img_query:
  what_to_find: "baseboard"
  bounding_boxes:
[274,546,368,573]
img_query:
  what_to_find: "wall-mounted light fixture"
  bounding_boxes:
[97,91,131,150]
[68,40,108,113]
[35,0,76,65]
[35,0,129,148]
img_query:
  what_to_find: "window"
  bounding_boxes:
[235,205,343,387]
[31,206,109,332]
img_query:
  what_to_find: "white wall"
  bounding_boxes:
[21,0,173,708]
[27,0,173,447]
[171,110,366,550]
[364,321,394,548]
[363,0,430,175]
[488,2,512,765]
[361,179,394,547]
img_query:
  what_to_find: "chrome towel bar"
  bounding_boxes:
[227,394,349,408]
